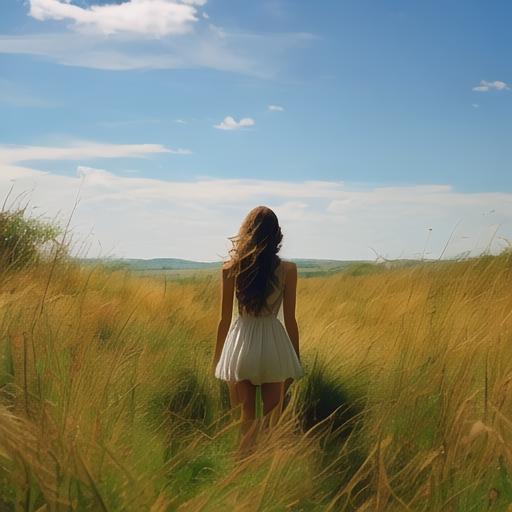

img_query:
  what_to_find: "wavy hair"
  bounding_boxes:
[224,206,283,316]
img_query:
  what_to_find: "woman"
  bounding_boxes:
[212,205,304,456]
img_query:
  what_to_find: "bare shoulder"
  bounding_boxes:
[281,259,297,270]
[281,260,297,279]
[221,260,235,279]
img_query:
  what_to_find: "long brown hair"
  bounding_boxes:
[225,206,283,316]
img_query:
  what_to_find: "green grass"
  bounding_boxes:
[0,249,511,510]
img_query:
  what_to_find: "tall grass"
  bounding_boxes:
[0,244,511,510]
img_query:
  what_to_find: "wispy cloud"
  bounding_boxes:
[0,141,189,164]
[28,0,205,37]
[0,21,314,75]
[268,104,284,112]
[472,80,509,92]
[214,116,255,130]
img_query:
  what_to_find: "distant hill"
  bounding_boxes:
[77,256,443,280]
[79,257,368,275]
[79,257,218,271]
[290,258,357,268]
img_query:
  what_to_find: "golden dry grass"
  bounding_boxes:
[0,252,511,511]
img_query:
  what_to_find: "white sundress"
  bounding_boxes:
[215,260,305,386]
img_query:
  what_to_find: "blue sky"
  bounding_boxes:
[0,0,511,260]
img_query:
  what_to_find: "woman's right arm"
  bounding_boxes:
[212,265,234,369]
[283,262,300,361]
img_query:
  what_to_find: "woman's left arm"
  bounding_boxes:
[212,265,235,370]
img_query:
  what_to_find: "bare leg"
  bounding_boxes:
[235,379,258,457]
[260,381,285,432]
[227,381,242,419]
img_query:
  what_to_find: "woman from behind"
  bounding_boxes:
[212,205,304,457]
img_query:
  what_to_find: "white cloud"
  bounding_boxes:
[28,0,204,37]
[472,103,479,109]
[214,116,255,130]
[0,141,189,163]
[1,161,511,261]
[472,80,509,92]
[268,104,284,112]
[0,29,314,75]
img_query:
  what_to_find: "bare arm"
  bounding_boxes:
[282,262,300,361]
[212,265,235,368]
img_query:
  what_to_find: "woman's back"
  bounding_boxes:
[236,259,286,318]
[215,256,302,385]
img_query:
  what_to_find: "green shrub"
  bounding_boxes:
[0,208,62,268]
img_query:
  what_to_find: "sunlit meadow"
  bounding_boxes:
[1,209,511,511]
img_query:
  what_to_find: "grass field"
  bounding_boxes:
[1,250,512,511]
